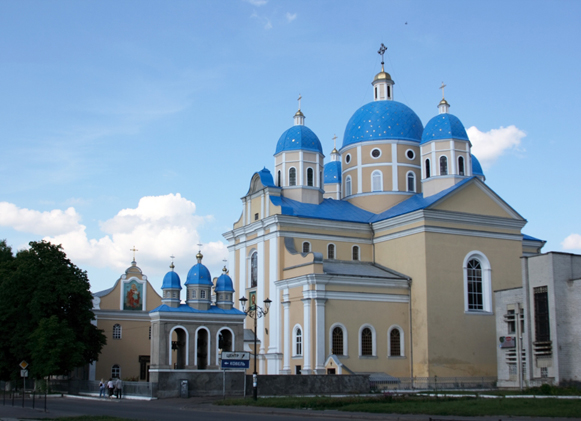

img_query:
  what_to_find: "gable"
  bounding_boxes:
[430,181,522,220]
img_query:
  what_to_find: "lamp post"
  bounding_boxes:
[239,295,271,401]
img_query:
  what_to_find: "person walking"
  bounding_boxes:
[115,378,123,399]
[107,379,114,398]
[99,379,105,397]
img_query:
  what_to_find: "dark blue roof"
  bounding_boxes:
[324,161,342,184]
[522,233,545,242]
[342,101,423,148]
[275,125,323,155]
[270,195,375,223]
[150,303,245,315]
[215,272,235,293]
[471,155,484,176]
[161,271,181,290]
[185,263,213,286]
[257,167,275,187]
[421,113,469,144]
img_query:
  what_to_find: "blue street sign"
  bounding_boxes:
[221,359,250,369]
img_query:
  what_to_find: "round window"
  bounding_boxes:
[371,148,381,158]
[406,149,415,160]
[345,154,351,164]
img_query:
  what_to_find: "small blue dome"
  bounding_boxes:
[215,271,235,293]
[472,155,484,177]
[342,101,423,148]
[185,263,213,286]
[274,125,323,155]
[324,161,342,184]
[421,113,469,144]
[161,270,182,290]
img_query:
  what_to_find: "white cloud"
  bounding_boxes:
[286,12,297,22]
[466,125,525,169]
[246,0,268,5]
[562,234,581,250]
[0,194,228,279]
[250,11,273,29]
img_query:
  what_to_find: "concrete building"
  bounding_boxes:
[495,252,581,387]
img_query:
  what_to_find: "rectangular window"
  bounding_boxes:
[201,290,206,299]
[295,365,302,375]
[534,286,550,342]
[541,367,548,378]
[507,309,516,334]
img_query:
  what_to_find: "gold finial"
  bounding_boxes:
[222,266,228,274]
[130,246,138,263]
[331,134,338,154]
[440,82,446,99]
[170,255,175,271]
[196,243,203,263]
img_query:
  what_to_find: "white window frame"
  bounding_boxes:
[289,167,297,186]
[352,245,360,261]
[371,170,383,192]
[194,326,210,367]
[169,325,190,367]
[327,243,336,260]
[405,149,415,160]
[424,158,431,179]
[458,156,465,176]
[306,167,314,187]
[111,364,120,378]
[113,324,122,340]
[358,324,376,357]
[302,241,311,253]
[292,324,303,357]
[463,251,492,313]
[216,327,235,365]
[329,323,348,356]
[439,155,448,176]
[387,325,405,357]
[406,171,416,193]
[248,249,258,288]
[370,148,382,159]
[345,175,352,197]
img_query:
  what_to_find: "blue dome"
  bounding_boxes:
[342,101,423,148]
[472,155,484,177]
[185,263,213,286]
[324,161,342,184]
[215,271,235,293]
[161,270,182,290]
[274,125,323,155]
[421,113,469,144]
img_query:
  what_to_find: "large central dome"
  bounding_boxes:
[342,101,424,148]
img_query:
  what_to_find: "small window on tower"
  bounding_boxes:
[345,154,351,164]
[201,290,206,299]
[440,156,448,175]
[371,148,381,158]
[458,156,465,176]
[254,213,259,220]
[307,168,314,186]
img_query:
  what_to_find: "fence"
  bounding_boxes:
[369,376,497,391]
[40,379,154,398]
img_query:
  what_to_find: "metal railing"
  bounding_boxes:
[370,376,497,391]
[46,379,153,398]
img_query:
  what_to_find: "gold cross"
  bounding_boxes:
[332,134,337,149]
[440,82,446,99]
[130,246,138,261]
[297,94,302,110]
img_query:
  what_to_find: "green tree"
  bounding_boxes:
[0,240,106,380]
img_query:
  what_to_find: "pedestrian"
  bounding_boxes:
[99,379,105,397]
[115,378,123,399]
[107,378,114,398]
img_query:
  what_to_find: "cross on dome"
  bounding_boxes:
[130,246,138,264]
[378,43,387,65]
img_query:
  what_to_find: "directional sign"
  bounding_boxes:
[221,352,250,361]
[19,361,28,369]
[21,370,28,378]
[221,359,250,369]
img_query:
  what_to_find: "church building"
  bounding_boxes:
[223,47,545,379]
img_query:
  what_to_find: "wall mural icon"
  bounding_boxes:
[124,281,143,310]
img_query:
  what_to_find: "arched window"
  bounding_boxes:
[302,242,311,253]
[458,156,465,176]
[113,324,122,340]
[293,325,303,356]
[425,159,431,178]
[327,244,335,260]
[201,290,206,299]
[332,326,343,355]
[463,252,492,313]
[389,328,402,357]
[289,167,297,186]
[440,156,448,175]
[111,364,120,378]
[361,327,373,356]
[277,170,282,186]
[352,245,359,261]
[371,170,382,192]
[307,168,314,186]
[250,252,258,288]
[407,172,415,192]
[345,176,352,197]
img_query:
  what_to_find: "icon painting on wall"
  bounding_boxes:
[124,281,143,310]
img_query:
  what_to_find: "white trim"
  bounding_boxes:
[248,248,258,289]
[391,143,398,191]
[282,294,290,372]
[405,148,415,160]
[302,241,311,253]
[169,325,190,367]
[299,151,303,185]
[288,166,297,186]
[370,147,382,159]
[112,323,122,339]
[450,141,456,174]
[292,323,303,356]
[315,297,326,373]
[327,243,336,260]
[302,298,312,373]
[463,251,492,313]
[358,324,377,357]
[357,145,362,194]
[424,157,431,179]
[387,324,405,357]
[119,276,147,311]
[439,155,448,176]
[306,167,314,187]
[345,175,352,197]
[406,170,416,193]
[352,244,360,261]
[194,326,210,367]
[329,323,348,356]
[344,153,352,164]
[215,327,235,366]
[303,290,409,303]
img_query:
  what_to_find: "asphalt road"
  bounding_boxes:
[1,395,579,421]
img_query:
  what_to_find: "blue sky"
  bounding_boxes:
[1,0,580,294]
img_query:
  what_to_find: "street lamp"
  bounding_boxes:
[239,295,271,400]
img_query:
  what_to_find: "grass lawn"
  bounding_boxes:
[217,395,581,418]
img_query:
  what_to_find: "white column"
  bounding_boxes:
[246,200,251,225]
[302,297,312,374]
[392,143,398,191]
[299,151,304,185]
[282,153,287,186]
[315,154,320,187]
[268,236,279,353]
[242,199,247,226]
[260,193,264,220]
[314,297,327,374]
[257,239,265,355]
[357,145,362,193]
[431,143,437,176]
[239,243,247,302]
[450,140,456,175]
[229,244,236,294]
[282,290,291,374]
